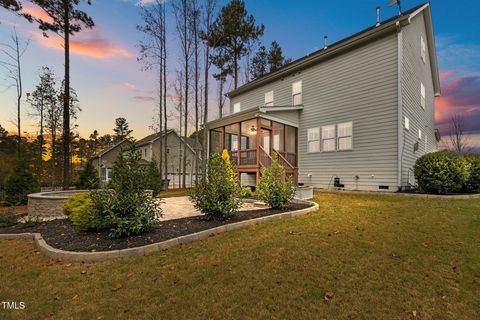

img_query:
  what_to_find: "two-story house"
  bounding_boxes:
[205,2,440,192]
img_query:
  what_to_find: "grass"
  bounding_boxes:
[1,192,479,319]
[158,188,191,198]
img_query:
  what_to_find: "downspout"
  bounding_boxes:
[396,21,403,190]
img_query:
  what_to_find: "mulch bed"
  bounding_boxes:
[0,203,312,252]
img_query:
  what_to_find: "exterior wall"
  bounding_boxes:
[150,132,201,188]
[230,33,400,191]
[400,12,437,187]
[91,141,129,183]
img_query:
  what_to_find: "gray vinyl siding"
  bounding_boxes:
[400,13,437,187]
[230,33,400,191]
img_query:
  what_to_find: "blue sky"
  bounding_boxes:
[0,0,479,150]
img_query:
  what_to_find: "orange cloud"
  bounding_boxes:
[22,5,53,23]
[32,31,132,59]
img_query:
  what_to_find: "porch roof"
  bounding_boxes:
[205,105,303,129]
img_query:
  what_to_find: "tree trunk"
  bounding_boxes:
[182,1,188,189]
[62,3,71,190]
[15,31,22,157]
[203,45,209,175]
[194,12,199,182]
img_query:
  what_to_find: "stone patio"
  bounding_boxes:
[159,196,267,221]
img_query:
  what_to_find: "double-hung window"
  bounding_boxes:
[337,122,353,150]
[420,36,426,63]
[233,102,241,113]
[322,125,335,151]
[307,128,320,153]
[292,81,302,106]
[420,82,426,109]
[264,91,274,106]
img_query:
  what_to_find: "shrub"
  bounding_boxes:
[257,153,295,209]
[88,147,161,237]
[414,151,470,194]
[0,211,18,227]
[75,161,100,190]
[463,154,480,193]
[4,159,40,206]
[63,193,96,229]
[143,159,163,195]
[240,186,253,198]
[191,150,241,220]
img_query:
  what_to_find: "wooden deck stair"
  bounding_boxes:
[258,146,298,184]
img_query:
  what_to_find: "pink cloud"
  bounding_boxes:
[132,96,156,103]
[32,30,132,59]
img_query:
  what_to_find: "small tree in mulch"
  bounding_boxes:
[191,150,241,220]
[256,153,295,210]
[75,161,100,190]
[143,159,163,195]
[4,159,40,206]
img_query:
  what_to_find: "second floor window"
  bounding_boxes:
[337,122,353,150]
[265,91,274,106]
[420,82,425,109]
[420,36,426,63]
[233,102,241,113]
[292,81,302,106]
[322,125,335,152]
[307,127,320,153]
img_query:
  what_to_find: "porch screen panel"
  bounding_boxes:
[240,119,257,165]
[273,122,285,152]
[225,124,239,164]
[210,128,222,154]
[286,126,297,166]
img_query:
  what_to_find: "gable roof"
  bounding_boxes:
[135,129,175,147]
[227,2,440,98]
[91,139,129,159]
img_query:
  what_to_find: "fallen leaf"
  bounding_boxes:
[65,263,72,267]
[72,294,79,300]
[422,242,429,248]
[112,284,124,292]
[81,270,87,275]
[324,292,334,301]
[412,309,417,317]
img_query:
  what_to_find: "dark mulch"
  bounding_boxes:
[0,203,312,252]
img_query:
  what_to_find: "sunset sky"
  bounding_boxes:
[0,0,479,152]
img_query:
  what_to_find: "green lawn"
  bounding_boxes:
[1,193,479,319]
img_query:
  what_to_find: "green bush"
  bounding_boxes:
[63,193,97,229]
[75,161,100,190]
[143,159,163,195]
[463,154,480,193]
[240,186,253,198]
[414,151,471,194]
[87,147,161,238]
[0,211,18,227]
[191,150,241,220]
[4,159,40,206]
[257,153,295,209]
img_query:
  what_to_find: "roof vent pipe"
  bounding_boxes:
[323,35,328,49]
[376,6,381,26]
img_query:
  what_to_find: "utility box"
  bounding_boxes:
[295,186,314,200]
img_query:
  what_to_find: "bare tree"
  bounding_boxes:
[200,0,217,173]
[449,114,471,154]
[0,27,29,156]
[137,0,168,181]
[172,0,195,188]
[192,0,201,178]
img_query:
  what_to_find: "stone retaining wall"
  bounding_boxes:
[28,190,88,218]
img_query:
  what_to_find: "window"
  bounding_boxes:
[233,102,241,113]
[420,82,426,109]
[292,81,302,105]
[265,91,274,106]
[418,129,422,140]
[322,125,335,151]
[307,128,320,153]
[144,148,148,158]
[100,167,107,182]
[404,116,410,130]
[337,122,353,150]
[420,36,426,63]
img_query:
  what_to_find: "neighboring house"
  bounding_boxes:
[91,130,202,187]
[205,3,440,192]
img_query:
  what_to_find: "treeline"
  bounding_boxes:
[0,0,290,190]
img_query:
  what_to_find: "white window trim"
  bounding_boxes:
[321,124,336,152]
[292,80,302,106]
[264,91,274,107]
[307,127,320,153]
[418,128,422,140]
[404,116,410,130]
[233,102,241,113]
[337,122,353,151]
